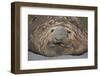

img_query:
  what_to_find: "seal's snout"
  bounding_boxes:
[51,26,67,43]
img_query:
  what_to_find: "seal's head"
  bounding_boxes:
[29,16,87,57]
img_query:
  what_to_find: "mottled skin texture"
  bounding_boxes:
[28,15,87,57]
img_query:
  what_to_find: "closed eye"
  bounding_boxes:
[67,30,71,34]
[51,29,54,32]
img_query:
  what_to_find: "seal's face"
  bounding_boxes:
[38,22,87,57]
[29,16,87,57]
[46,26,72,56]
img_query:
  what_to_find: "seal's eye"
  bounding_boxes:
[67,30,71,34]
[51,29,54,32]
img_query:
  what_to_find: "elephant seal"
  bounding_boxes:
[28,15,87,57]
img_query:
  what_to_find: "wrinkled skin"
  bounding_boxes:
[28,15,87,57]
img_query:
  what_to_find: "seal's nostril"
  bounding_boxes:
[55,37,63,43]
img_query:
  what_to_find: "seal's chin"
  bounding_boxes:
[44,41,71,57]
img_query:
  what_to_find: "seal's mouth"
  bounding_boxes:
[48,41,71,49]
[53,42,64,47]
[47,41,73,56]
